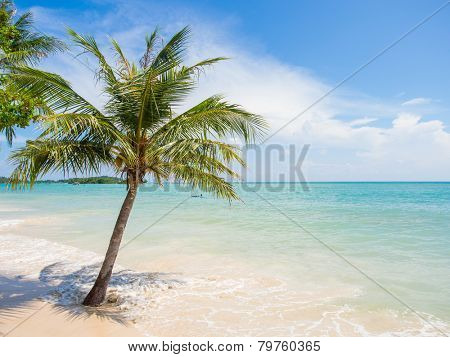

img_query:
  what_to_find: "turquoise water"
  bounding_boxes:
[1,182,449,335]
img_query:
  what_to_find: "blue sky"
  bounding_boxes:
[1,0,450,180]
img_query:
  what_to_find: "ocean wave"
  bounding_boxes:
[0,219,24,230]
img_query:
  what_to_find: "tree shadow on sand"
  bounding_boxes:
[0,263,185,330]
[0,275,50,322]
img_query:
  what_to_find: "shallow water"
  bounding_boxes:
[1,182,449,336]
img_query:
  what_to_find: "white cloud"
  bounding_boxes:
[348,117,379,127]
[295,113,450,180]
[401,97,433,106]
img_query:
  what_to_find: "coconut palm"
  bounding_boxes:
[8,26,267,306]
[0,0,64,145]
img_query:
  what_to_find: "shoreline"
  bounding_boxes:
[1,233,449,337]
[0,232,143,337]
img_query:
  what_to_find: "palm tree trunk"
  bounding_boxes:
[82,185,137,306]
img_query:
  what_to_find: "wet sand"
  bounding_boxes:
[1,233,448,337]
[0,233,141,337]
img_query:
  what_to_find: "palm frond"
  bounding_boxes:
[134,26,194,135]
[67,27,116,85]
[7,37,65,66]
[168,163,239,200]
[181,57,228,77]
[155,138,244,166]
[150,26,190,72]
[38,113,118,142]
[153,95,268,143]
[0,125,15,146]
[140,28,159,68]
[13,11,33,31]
[7,66,102,114]
[9,138,114,188]
[110,38,133,80]
[5,11,65,66]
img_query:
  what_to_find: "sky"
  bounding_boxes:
[1,0,450,181]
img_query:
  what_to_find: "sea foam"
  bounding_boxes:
[0,233,448,336]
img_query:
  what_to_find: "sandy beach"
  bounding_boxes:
[1,301,140,337]
[1,231,448,337]
[0,232,141,337]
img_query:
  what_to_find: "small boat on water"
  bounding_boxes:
[191,188,204,198]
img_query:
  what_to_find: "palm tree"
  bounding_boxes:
[0,0,64,145]
[8,27,267,306]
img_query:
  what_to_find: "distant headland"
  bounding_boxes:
[0,176,127,184]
